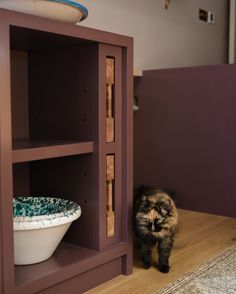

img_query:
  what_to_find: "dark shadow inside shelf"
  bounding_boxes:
[15,241,98,287]
[10,25,96,52]
[10,26,99,144]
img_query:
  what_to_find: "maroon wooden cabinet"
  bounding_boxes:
[0,8,133,294]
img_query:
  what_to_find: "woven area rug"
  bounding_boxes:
[156,245,236,294]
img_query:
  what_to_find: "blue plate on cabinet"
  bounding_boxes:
[0,0,88,23]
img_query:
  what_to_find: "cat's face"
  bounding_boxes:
[140,194,172,217]
[140,194,172,231]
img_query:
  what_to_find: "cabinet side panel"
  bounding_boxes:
[121,44,133,275]
[0,20,15,293]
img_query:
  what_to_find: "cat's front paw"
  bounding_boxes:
[142,260,151,269]
[157,263,170,273]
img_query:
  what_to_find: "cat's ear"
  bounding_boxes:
[160,199,172,215]
[142,195,150,208]
[142,195,148,202]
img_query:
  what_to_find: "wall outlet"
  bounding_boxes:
[199,9,208,22]
[199,9,215,24]
[207,11,215,24]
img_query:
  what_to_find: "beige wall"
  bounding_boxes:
[78,0,228,70]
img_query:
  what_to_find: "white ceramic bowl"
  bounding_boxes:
[0,0,88,24]
[13,196,81,265]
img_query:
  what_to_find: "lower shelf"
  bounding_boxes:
[15,242,97,287]
[15,241,129,293]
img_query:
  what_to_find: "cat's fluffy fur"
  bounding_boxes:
[134,186,178,273]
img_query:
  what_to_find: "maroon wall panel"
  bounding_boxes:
[134,64,236,218]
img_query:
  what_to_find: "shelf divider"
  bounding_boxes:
[12,139,94,163]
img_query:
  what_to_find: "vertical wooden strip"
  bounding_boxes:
[0,18,15,293]
[106,181,115,237]
[106,58,115,84]
[121,43,134,275]
[106,155,115,237]
[106,84,113,117]
[106,117,114,143]
[106,154,114,180]
[106,58,115,143]
[106,181,113,209]
[105,57,115,233]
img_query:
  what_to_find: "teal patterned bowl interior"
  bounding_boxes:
[13,197,80,221]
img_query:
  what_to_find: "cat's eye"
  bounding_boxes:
[154,205,159,211]
[145,199,150,204]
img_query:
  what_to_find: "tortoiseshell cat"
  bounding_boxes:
[134,186,178,273]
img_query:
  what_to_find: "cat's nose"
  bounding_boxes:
[155,224,162,232]
[151,221,155,231]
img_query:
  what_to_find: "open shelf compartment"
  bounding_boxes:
[13,154,99,247]
[10,26,98,158]
[13,154,102,289]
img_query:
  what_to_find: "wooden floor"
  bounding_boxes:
[86,209,236,294]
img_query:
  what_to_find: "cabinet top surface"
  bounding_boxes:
[0,7,133,48]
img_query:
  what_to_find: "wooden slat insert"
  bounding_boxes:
[106,57,115,143]
[106,58,115,84]
[106,154,115,237]
[106,153,114,180]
